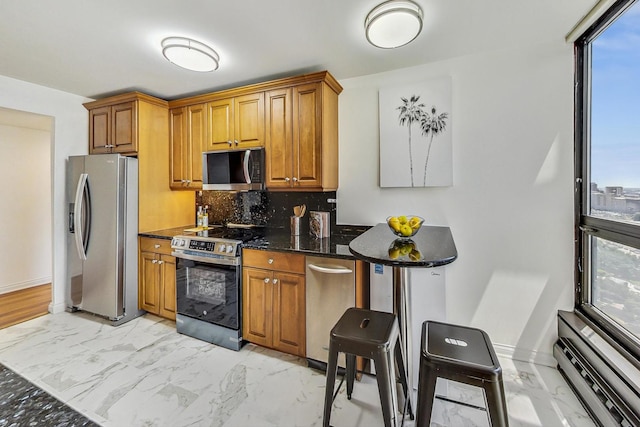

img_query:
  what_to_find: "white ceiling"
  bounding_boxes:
[0,0,595,101]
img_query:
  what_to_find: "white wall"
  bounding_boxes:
[0,75,89,313]
[336,42,575,364]
[0,124,52,294]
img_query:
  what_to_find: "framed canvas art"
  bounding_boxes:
[379,76,452,187]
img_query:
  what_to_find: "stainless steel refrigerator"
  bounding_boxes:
[66,154,145,325]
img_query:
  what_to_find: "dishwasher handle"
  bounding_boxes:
[307,263,353,274]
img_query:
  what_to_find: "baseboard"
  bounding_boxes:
[493,343,557,368]
[48,301,67,314]
[0,283,51,329]
[0,277,52,295]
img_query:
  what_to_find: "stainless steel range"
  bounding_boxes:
[171,234,243,351]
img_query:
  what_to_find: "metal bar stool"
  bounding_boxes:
[416,320,509,427]
[323,307,412,427]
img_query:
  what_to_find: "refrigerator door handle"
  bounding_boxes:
[73,173,90,260]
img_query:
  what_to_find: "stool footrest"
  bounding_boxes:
[435,393,489,412]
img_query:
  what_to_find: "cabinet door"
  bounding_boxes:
[265,88,294,189]
[207,98,234,151]
[272,271,305,356]
[293,83,322,188]
[169,107,188,189]
[139,251,160,314]
[188,103,206,188]
[89,106,111,154]
[112,101,137,153]
[159,254,176,320]
[234,92,264,149]
[242,267,273,347]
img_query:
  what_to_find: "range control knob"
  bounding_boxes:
[226,245,234,254]
[218,244,226,253]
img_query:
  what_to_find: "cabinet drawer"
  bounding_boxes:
[140,237,173,255]
[243,249,305,274]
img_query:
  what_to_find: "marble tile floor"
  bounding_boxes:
[0,312,596,427]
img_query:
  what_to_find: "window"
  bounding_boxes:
[576,0,640,357]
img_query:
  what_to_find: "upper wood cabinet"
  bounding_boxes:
[265,82,338,190]
[88,101,137,154]
[85,92,195,232]
[168,71,342,191]
[169,104,206,190]
[206,92,264,151]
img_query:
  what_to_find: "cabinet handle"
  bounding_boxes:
[234,140,238,145]
[272,278,278,285]
[264,278,270,283]
[228,141,233,146]
[152,259,158,264]
[292,177,298,183]
[268,258,274,264]
[154,244,160,249]
[284,177,290,182]
[158,260,164,265]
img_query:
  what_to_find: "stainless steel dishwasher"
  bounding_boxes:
[305,256,355,370]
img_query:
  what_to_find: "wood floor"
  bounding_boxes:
[0,284,51,329]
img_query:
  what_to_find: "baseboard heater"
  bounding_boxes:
[554,310,640,427]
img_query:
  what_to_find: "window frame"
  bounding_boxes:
[575,0,640,364]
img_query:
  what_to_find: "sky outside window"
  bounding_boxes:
[591,2,640,189]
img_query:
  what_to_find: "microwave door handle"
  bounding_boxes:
[243,150,251,183]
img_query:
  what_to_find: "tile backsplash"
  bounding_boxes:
[196,190,337,234]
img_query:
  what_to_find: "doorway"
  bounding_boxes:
[0,107,53,328]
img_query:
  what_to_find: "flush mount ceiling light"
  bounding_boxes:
[365,0,423,49]
[161,37,220,72]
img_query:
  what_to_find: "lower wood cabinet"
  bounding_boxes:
[242,249,305,357]
[139,237,176,320]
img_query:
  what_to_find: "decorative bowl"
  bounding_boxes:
[386,215,424,238]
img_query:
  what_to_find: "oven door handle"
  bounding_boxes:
[172,251,240,266]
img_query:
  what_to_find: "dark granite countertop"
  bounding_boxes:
[139,226,193,240]
[139,224,371,260]
[349,223,458,267]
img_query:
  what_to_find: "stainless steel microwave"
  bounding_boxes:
[202,147,265,191]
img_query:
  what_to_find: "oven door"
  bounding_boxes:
[175,257,240,330]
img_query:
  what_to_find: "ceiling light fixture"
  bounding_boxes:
[365,0,423,49]
[161,37,220,72]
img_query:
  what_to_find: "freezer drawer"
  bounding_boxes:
[305,256,355,369]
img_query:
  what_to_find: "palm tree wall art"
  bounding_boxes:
[379,76,452,188]
[397,95,425,187]
[420,106,449,186]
